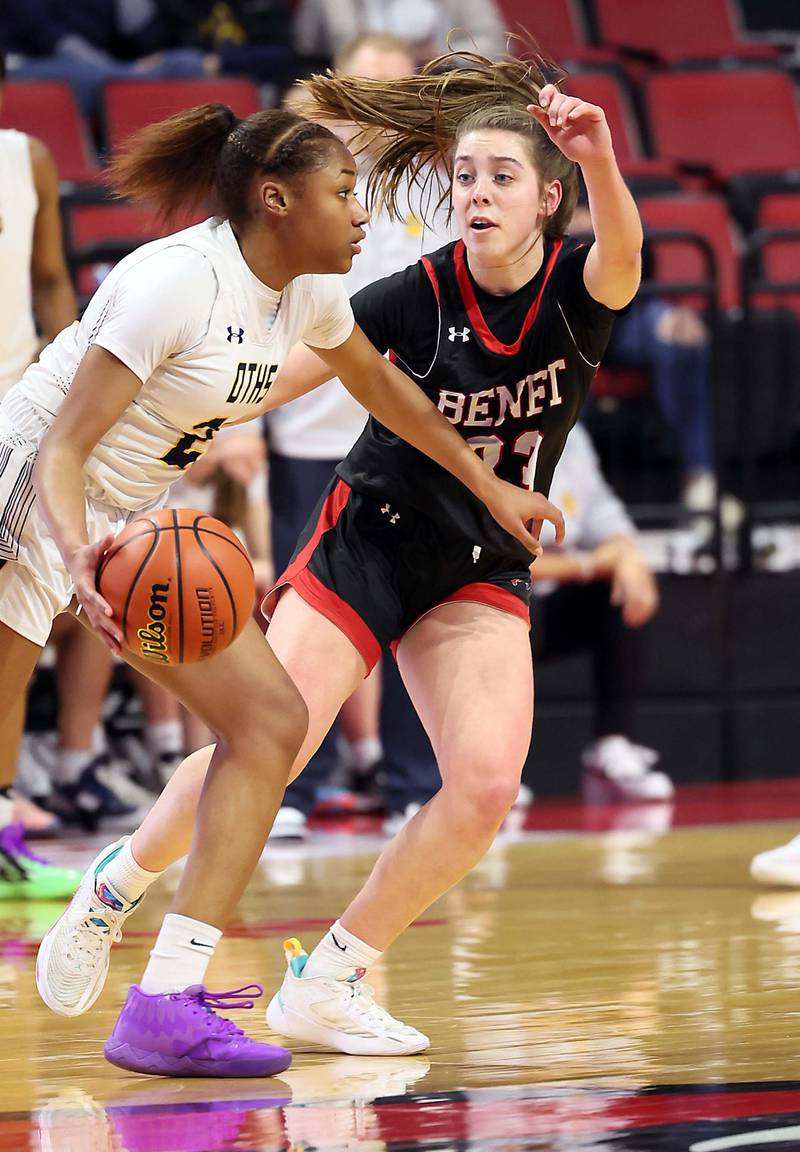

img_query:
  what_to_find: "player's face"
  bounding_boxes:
[290,148,368,274]
[452,129,554,262]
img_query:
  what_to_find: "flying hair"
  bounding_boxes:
[300,40,579,236]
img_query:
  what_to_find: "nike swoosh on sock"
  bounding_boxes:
[331,932,347,952]
[189,938,215,950]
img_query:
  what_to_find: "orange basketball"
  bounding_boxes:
[96,508,255,665]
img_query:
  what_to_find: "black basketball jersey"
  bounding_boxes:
[337,237,619,563]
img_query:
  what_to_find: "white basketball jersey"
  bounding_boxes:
[2,217,354,510]
[0,130,38,396]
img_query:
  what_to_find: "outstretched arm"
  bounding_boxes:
[529,86,642,310]
[309,324,565,555]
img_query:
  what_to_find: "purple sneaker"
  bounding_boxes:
[104,983,292,1078]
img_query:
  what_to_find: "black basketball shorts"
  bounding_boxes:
[263,476,531,673]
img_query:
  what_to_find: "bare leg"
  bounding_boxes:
[124,590,366,902]
[341,603,534,950]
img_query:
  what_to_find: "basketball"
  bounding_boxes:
[96,508,255,665]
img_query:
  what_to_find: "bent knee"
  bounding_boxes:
[443,768,521,831]
[222,681,308,762]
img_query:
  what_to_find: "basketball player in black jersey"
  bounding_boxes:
[38,47,642,1056]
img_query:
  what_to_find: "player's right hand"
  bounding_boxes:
[67,535,123,654]
[486,479,565,557]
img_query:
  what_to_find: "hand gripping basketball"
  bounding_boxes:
[96,508,256,664]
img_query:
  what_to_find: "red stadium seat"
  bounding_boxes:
[639,193,742,312]
[0,81,99,184]
[495,0,617,66]
[567,72,677,189]
[646,69,800,183]
[752,193,800,317]
[65,200,204,301]
[595,0,779,65]
[103,78,262,153]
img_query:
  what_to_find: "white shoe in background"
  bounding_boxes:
[751,836,800,887]
[381,802,422,837]
[269,807,309,841]
[582,736,674,803]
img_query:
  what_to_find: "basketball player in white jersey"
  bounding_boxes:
[24,102,561,1075]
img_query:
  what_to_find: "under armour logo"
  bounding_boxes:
[227,326,245,344]
[448,326,470,342]
[472,545,482,564]
[381,503,400,524]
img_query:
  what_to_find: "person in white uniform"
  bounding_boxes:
[29,100,560,1076]
[0,50,96,861]
[530,422,672,803]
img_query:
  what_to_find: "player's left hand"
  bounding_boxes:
[610,553,659,628]
[527,85,613,167]
[486,479,565,557]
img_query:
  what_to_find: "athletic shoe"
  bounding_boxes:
[36,837,140,1016]
[581,736,674,803]
[0,823,81,901]
[514,782,534,809]
[268,807,309,841]
[381,803,421,838]
[266,938,429,1056]
[104,983,292,1077]
[751,835,800,887]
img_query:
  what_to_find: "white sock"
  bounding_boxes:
[139,912,222,995]
[302,920,382,982]
[103,837,164,904]
[350,737,383,773]
[0,788,13,828]
[146,720,184,759]
[55,748,94,786]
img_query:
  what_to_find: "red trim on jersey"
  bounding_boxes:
[389,581,530,658]
[285,568,382,674]
[421,255,440,304]
[453,237,563,356]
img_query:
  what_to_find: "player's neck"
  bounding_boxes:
[232,223,295,292]
[465,234,545,297]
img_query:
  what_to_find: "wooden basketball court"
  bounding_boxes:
[4,782,800,1150]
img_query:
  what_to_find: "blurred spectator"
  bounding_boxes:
[2,0,210,118]
[265,33,454,840]
[573,205,716,513]
[0,50,92,843]
[158,0,299,94]
[531,423,673,804]
[293,0,506,67]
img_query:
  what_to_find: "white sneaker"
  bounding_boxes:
[751,836,800,887]
[514,782,534,809]
[581,736,674,803]
[269,806,309,841]
[36,837,142,1016]
[266,937,430,1056]
[381,802,421,837]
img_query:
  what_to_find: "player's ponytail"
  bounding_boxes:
[302,43,579,236]
[107,104,340,224]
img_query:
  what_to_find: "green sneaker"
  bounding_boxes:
[0,823,81,900]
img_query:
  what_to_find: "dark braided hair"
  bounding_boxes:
[106,105,342,224]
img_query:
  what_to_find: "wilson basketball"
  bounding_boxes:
[96,508,255,665]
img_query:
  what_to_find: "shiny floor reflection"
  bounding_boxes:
[4,785,800,1150]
